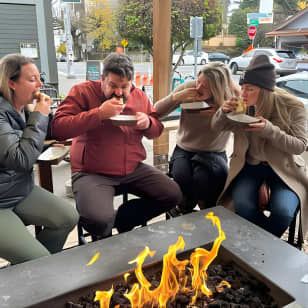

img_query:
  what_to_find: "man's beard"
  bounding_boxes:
[109,93,127,102]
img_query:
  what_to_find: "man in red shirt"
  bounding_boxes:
[52,53,182,237]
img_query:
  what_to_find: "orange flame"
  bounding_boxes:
[189,212,226,304]
[95,212,228,308]
[94,286,114,308]
[216,280,231,293]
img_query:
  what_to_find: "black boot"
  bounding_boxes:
[114,198,165,233]
[178,194,197,214]
[79,217,112,240]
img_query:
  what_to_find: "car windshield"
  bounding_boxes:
[278,79,308,99]
[186,51,194,56]
[276,51,296,59]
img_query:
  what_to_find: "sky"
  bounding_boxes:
[228,0,240,17]
[229,0,240,15]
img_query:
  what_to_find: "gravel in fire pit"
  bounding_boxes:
[66,262,278,308]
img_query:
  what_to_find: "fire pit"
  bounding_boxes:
[67,245,291,308]
[0,206,307,308]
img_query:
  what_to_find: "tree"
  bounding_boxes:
[85,0,117,51]
[239,0,258,10]
[229,6,273,51]
[229,8,251,50]
[116,0,222,69]
[275,0,298,14]
[117,0,153,53]
[297,0,308,9]
[171,0,222,57]
[228,0,305,52]
[53,1,88,60]
[222,0,230,34]
[57,43,66,56]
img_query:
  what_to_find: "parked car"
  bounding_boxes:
[56,54,66,62]
[172,50,208,65]
[276,71,308,107]
[229,48,297,76]
[208,52,230,64]
[276,72,308,164]
[56,54,79,62]
[276,71,308,173]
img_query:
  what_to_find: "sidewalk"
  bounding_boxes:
[58,72,86,96]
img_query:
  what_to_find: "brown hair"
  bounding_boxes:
[0,54,34,104]
[102,52,134,81]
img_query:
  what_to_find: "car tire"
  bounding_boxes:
[231,63,238,74]
[201,59,206,65]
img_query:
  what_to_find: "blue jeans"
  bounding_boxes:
[232,163,299,237]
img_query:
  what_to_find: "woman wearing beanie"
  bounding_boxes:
[155,62,239,215]
[212,54,308,239]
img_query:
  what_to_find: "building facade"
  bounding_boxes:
[0,0,58,86]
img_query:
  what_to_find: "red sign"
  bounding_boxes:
[248,26,257,40]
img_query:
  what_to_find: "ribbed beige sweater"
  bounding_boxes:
[154,81,231,152]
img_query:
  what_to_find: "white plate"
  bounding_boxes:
[110,115,137,126]
[180,101,212,111]
[226,113,261,124]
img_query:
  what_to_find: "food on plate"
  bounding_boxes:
[119,97,124,105]
[234,99,246,114]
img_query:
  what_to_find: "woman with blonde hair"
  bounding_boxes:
[0,54,79,265]
[155,62,239,214]
[212,54,308,238]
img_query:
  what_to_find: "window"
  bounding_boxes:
[243,50,254,57]
[255,50,272,56]
[277,80,308,99]
[276,51,296,59]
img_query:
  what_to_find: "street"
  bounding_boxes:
[57,61,241,82]
[57,61,241,97]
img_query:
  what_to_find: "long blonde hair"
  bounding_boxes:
[0,54,34,104]
[256,86,306,136]
[198,62,234,106]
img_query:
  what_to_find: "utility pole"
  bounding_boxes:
[190,17,203,79]
[63,3,74,77]
[36,0,58,88]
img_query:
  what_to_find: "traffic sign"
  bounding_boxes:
[121,39,128,47]
[248,26,256,40]
[247,12,273,24]
[190,17,203,38]
[249,18,259,26]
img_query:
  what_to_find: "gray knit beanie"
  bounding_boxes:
[239,54,276,91]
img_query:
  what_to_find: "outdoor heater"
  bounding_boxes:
[0,206,307,308]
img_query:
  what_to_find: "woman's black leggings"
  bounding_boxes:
[170,146,228,208]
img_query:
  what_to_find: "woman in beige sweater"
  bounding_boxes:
[212,54,308,238]
[155,62,238,214]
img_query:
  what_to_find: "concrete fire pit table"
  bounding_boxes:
[0,206,307,307]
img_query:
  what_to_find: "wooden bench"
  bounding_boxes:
[153,119,179,173]
[37,144,70,193]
